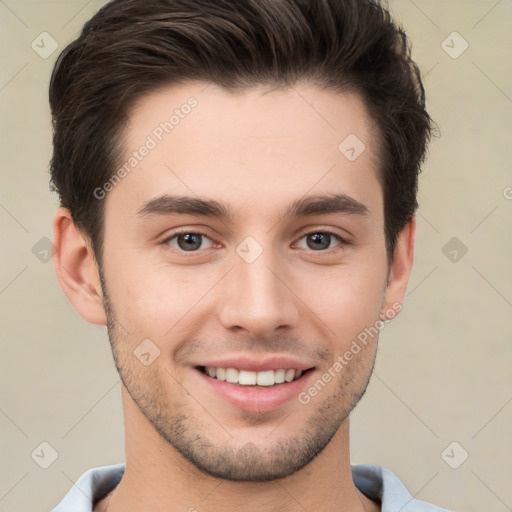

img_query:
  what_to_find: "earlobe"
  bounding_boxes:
[381,217,416,319]
[52,208,107,325]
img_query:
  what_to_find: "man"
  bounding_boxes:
[50,0,448,510]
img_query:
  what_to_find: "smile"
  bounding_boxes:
[194,363,316,413]
[198,366,304,386]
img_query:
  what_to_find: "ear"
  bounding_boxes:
[52,208,107,325]
[381,217,416,319]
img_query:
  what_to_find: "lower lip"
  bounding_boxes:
[194,368,314,413]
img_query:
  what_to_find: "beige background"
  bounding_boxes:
[1,1,511,511]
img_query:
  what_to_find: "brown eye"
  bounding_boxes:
[296,232,343,251]
[307,233,331,250]
[167,232,213,252]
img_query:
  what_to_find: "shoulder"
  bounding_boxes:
[52,464,125,512]
[352,464,454,512]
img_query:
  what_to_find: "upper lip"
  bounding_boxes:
[194,355,316,372]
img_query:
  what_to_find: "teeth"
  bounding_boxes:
[274,369,285,384]
[203,367,304,386]
[239,370,257,385]
[225,368,239,383]
[285,369,295,382]
[256,370,274,386]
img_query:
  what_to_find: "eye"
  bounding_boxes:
[166,232,214,252]
[295,232,343,251]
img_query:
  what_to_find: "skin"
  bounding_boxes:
[53,82,415,512]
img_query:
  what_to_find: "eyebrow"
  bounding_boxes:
[285,193,368,218]
[136,193,369,220]
[137,195,233,219]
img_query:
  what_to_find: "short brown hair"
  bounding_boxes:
[49,0,433,261]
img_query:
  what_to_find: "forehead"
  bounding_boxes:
[107,82,382,222]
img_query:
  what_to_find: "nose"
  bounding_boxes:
[217,250,301,338]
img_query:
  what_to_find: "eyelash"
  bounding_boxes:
[162,229,348,255]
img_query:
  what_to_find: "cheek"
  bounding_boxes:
[101,254,168,333]
[115,280,180,336]
[105,260,217,344]
[303,260,387,342]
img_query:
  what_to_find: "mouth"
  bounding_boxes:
[197,366,311,387]
[193,362,316,413]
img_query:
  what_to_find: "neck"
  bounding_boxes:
[95,389,379,512]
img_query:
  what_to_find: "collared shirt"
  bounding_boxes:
[52,463,452,511]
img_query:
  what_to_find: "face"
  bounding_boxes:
[97,82,402,481]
